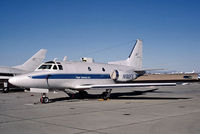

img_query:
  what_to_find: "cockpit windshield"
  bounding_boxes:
[37,61,63,71]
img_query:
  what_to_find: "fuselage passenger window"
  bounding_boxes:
[102,68,105,72]
[88,67,91,71]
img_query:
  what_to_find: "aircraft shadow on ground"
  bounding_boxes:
[0,88,25,93]
[50,88,190,103]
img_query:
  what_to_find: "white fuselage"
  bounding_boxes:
[9,61,136,90]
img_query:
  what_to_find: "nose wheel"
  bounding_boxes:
[40,93,50,104]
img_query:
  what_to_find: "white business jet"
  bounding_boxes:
[9,39,175,103]
[0,49,47,93]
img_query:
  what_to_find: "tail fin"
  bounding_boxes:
[108,39,143,69]
[14,49,47,71]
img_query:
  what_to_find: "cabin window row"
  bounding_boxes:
[88,67,105,72]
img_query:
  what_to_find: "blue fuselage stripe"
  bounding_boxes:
[31,74,111,79]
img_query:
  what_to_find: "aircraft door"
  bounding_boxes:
[45,74,51,89]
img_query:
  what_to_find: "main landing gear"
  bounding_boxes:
[64,89,88,99]
[2,82,9,93]
[40,93,50,104]
[2,87,9,93]
[101,89,112,100]
[65,89,112,100]
[79,90,88,99]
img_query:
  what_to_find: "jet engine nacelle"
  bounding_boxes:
[110,70,138,82]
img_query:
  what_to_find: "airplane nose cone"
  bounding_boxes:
[9,77,18,86]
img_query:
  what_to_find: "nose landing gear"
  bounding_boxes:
[40,93,50,104]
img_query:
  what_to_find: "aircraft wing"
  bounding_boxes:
[75,83,176,90]
[135,68,164,71]
[0,67,26,80]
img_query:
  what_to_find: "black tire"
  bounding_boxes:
[2,87,9,93]
[101,91,107,98]
[43,97,49,103]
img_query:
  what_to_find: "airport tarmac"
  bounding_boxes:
[1,84,200,134]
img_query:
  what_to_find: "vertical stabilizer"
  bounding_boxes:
[127,39,143,68]
[108,39,143,69]
[14,49,47,71]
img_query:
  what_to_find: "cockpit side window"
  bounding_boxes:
[58,65,63,70]
[38,65,46,69]
[53,65,57,70]
[38,65,52,69]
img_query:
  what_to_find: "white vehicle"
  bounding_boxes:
[9,39,175,103]
[0,49,47,93]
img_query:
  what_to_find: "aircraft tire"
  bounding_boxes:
[43,97,49,103]
[102,92,109,100]
[2,87,9,93]
[101,89,112,100]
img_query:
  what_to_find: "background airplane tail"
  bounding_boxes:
[14,49,47,71]
[108,39,143,69]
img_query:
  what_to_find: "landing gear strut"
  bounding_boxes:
[101,89,112,100]
[40,93,50,104]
